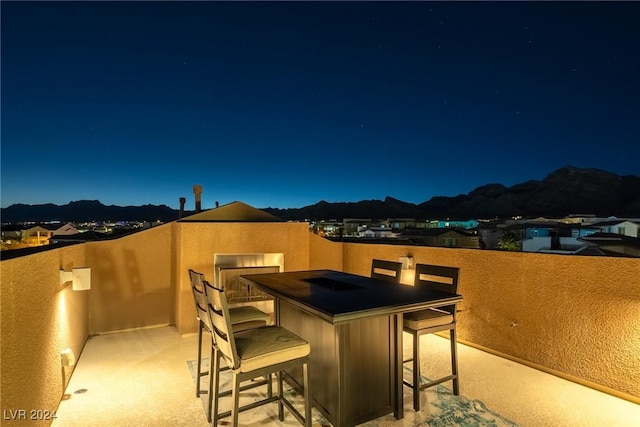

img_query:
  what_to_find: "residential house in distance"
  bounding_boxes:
[1,220,164,252]
[592,219,640,238]
[579,232,640,257]
[400,227,481,249]
[386,218,418,229]
[49,228,143,245]
[312,220,343,237]
[505,219,582,252]
[360,226,398,239]
[2,222,79,247]
[427,218,479,230]
[562,214,606,225]
[0,224,23,245]
[328,217,481,248]
[343,218,376,236]
[482,216,640,256]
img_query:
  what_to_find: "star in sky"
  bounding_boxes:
[1,1,639,210]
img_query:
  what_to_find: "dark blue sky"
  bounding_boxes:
[2,2,639,210]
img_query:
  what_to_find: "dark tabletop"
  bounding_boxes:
[239,269,462,324]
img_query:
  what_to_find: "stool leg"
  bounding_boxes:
[207,343,214,422]
[277,371,284,421]
[413,332,421,411]
[211,350,221,426]
[303,362,311,427]
[196,322,203,397]
[230,374,241,427]
[450,328,460,395]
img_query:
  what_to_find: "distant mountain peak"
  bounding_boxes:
[1,200,186,223]
[2,166,639,222]
[68,200,104,206]
[265,166,640,220]
[468,183,508,198]
[543,165,618,182]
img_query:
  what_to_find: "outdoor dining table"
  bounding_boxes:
[239,269,462,427]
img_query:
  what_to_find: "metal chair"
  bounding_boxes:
[403,263,460,411]
[188,269,270,421]
[205,282,312,427]
[370,259,403,283]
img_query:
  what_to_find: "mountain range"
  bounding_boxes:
[2,166,639,223]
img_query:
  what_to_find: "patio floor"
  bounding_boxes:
[52,325,640,427]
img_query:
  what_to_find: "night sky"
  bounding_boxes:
[2,2,639,210]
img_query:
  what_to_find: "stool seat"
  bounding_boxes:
[233,325,310,373]
[404,308,453,330]
[228,305,271,328]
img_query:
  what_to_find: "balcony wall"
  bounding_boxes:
[341,242,640,401]
[173,221,312,333]
[86,225,174,334]
[1,244,89,426]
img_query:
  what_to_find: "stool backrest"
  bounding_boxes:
[204,280,239,370]
[414,263,460,314]
[370,259,403,283]
[189,269,211,330]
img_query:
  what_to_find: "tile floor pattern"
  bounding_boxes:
[53,326,640,427]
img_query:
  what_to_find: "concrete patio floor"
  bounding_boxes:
[53,326,640,427]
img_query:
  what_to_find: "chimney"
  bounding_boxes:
[193,185,202,213]
[178,197,186,218]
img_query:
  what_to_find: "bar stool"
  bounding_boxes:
[188,269,270,421]
[403,263,461,411]
[205,282,312,426]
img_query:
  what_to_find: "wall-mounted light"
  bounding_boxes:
[61,348,76,367]
[399,256,415,285]
[60,267,91,291]
[399,256,413,270]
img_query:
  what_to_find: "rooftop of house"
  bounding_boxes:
[178,201,284,222]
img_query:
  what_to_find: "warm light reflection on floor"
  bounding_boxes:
[52,326,640,427]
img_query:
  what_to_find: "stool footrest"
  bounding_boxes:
[403,374,457,390]
[217,395,280,419]
[217,377,270,397]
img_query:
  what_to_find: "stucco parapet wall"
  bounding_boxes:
[2,228,639,405]
[1,243,89,424]
[341,243,640,401]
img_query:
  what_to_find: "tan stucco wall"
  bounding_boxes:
[173,222,310,334]
[1,245,89,426]
[342,243,640,400]
[308,232,343,271]
[2,223,638,417]
[86,225,174,334]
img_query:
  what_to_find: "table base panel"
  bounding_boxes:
[279,301,395,427]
